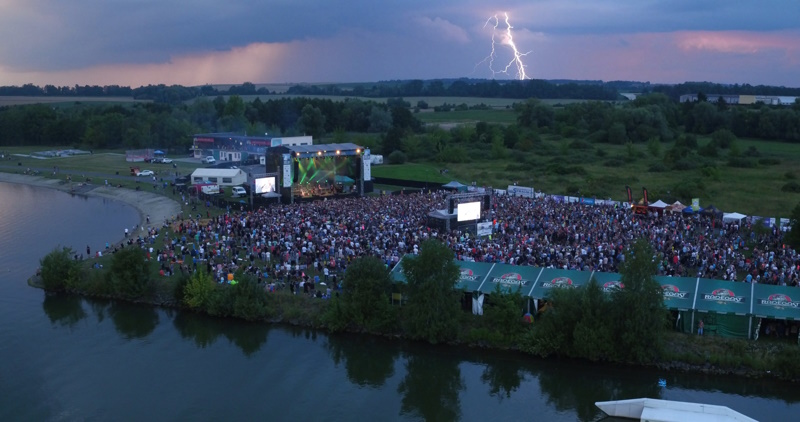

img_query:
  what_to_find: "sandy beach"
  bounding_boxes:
[0,172,181,243]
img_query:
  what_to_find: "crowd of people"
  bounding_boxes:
[118,189,799,290]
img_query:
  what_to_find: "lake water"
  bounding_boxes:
[1,181,798,421]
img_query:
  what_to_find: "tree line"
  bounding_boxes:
[2,90,799,166]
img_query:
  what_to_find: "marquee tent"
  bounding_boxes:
[529,268,592,299]
[666,201,687,214]
[656,276,698,311]
[480,263,542,295]
[387,255,784,339]
[590,271,625,292]
[441,181,468,192]
[752,283,800,321]
[700,205,723,219]
[694,278,751,338]
[648,200,669,209]
[723,212,747,223]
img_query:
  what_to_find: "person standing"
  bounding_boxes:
[698,319,704,336]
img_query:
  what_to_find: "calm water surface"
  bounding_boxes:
[1,182,798,421]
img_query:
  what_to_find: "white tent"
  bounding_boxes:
[649,200,669,208]
[723,212,747,223]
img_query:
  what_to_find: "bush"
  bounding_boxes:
[648,162,668,172]
[387,150,407,164]
[595,147,608,157]
[603,158,626,167]
[698,142,718,157]
[569,139,593,150]
[672,158,698,171]
[711,129,737,149]
[728,157,757,168]
[109,247,153,300]
[745,146,761,157]
[782,182,800,193]
[758,158,780,166]
[505,163,528,172]
[39,247,81,292]
[786,172,797,180]
[700,165,721,181]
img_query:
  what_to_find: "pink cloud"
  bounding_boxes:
[0,42,292,87]
[527,30,800,86]
[676,31,798,54]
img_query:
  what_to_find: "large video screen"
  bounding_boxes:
[457,201,481,222]
[254,177,276,194]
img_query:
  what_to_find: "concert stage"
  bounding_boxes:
[265,143,373,204]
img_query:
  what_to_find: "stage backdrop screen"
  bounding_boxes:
[457,201,481,222]
[254,177,276,194]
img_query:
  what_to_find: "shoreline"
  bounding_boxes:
[0,172,181,246]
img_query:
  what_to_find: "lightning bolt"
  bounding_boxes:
[474,12,531,80]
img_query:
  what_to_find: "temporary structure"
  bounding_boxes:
[666,201,687,214]
[723,212,747,223]
[648,199,669,209]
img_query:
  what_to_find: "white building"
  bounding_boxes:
[190,168,248,187]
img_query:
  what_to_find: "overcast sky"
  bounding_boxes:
[1,0,798,88]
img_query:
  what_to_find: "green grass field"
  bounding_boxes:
[373,136,800,217]
[3,129,798,218]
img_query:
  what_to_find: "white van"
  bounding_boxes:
[231,186,247,197]
[202,156,216,164]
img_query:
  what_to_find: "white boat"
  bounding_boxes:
[595,398,758,422]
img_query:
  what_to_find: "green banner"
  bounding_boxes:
[529,268,592,299]
[752,283,800,320]
[694,278,751,315]
[455,260,494,292]
[655,276,698,311]
[479,263,542,295]
[590,271,625,293]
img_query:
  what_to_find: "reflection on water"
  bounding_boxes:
[399,352,465,421]
[325,333,399,388]
[26,293,800,421]
[480,358,525,401]
[173,308,269,356]
[42,294,87,329]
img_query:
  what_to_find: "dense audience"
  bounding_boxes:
[118,190,799,289]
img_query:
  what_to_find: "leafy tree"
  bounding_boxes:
[368,106,393,133]
[785,202,800,250]
[610,238,667,362]
[223,95,246,117]
[296,104,326,138]
[184,270,216,310]
[608,122,628,144]
[400,239,461,343]
[387,150,408,164]
[39,247,81,292]
[337,256,396,332]
[515,98,554,129]
[109,247,153,300]
[490,138,508,159]
[230,277,269,321]
[646,137,661,157]
[484,285,525,339]
[711,128,736,149]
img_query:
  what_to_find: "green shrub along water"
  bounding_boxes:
[35,239,800,381]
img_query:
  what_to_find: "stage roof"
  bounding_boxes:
[275,143,363,157]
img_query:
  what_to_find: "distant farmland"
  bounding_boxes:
[0,96,149,107]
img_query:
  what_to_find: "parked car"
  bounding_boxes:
[231,186,247,197]
[202,156,216,164]
[160,158,173,164]
[137,170,154,177]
